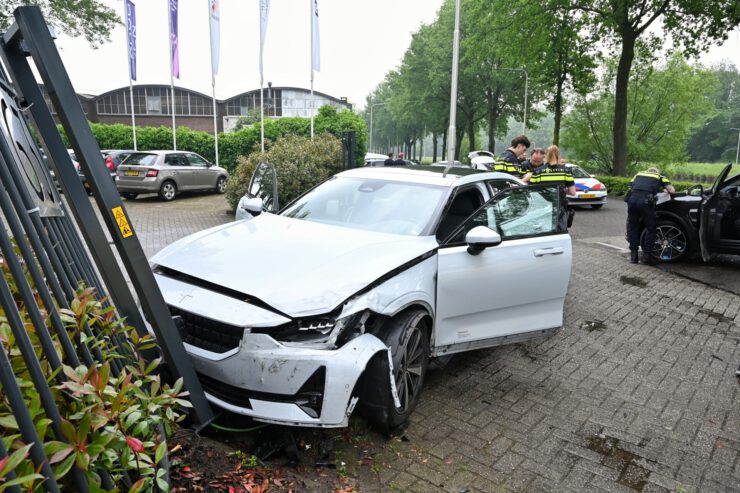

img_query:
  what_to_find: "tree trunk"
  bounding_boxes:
[433,133,438,162]
[467,120,476,154]
[553,78,564,146]
[442,129,447,160]
[613,31,637,176]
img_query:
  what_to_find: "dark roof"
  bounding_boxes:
[95,84,213,101]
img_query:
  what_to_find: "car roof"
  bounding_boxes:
[338,165,524,187]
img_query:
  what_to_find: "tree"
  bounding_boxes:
[686,63,740,162]
[563,52,717,172]
[563,0,740,175]
[0,1,118,45]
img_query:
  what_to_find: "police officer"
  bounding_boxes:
[492,135,530,178]
[527,145,576,196]
[626,167,675,265]
[520,147,545,174]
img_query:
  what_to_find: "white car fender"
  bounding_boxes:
[339,255,437,322]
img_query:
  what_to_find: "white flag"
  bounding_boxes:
[209,0,220,75]
[311,0,320,72]
[260,0,270,78]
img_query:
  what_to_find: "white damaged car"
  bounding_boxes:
[151,164,572,434]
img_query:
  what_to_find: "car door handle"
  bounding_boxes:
[534,248,564,257]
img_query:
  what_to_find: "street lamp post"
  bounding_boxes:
[369,102,387,152]
[444,0,462,175]
[494,67,528,135]
[731,128,740,165]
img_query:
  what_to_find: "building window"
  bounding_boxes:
[146,96,161,114]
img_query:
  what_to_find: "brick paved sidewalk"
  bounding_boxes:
[373,241,740,493]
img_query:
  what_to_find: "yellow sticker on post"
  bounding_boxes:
[112,206,134,238]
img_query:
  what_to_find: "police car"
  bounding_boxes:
[565,164,607,209]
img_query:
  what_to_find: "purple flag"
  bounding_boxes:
[169,0,180,78]
[125,0,136,80]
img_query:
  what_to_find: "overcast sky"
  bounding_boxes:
[54,0,739,110]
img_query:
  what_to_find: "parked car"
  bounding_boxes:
[364,152,390,165]
[71,149,134,194]
[116,151,228,201]
[564,164,607,209]
[635,163,740,263]
[468,150,495,170]
[153,164,572,433]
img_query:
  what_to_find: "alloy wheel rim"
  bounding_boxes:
[395,325,424,412]
[653,225,686,261]
[218,178,227,193]
[164,184,175,199]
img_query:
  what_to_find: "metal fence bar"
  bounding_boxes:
[0,438,21,493]
[0,249,88,492]
[0,337,59,493]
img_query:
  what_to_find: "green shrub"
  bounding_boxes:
[226,133,343,210]
[0,266,189,490]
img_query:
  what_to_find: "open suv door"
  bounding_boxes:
[699,164,736,261]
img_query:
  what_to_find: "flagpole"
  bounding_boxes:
[123,0,137,150]
[207,0,219,166]
[259,1,266,152]
[167,0,177,150]
[309,0,314,139]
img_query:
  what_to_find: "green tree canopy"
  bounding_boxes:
[0,1,118,45]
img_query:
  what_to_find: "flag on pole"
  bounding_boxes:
[125,0,137,80]
[209,0,220,75]
[169,0,180,78]
[311,0,320,72]
[259,0,270,77]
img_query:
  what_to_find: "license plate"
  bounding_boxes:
[580,193,596,199]
[124,171,138,176]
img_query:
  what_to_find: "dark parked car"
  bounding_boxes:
[637,164,740,262]
[68,149,133,194]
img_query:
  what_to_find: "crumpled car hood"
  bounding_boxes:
[151,214,439,317]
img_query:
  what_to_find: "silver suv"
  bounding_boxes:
[116,151,228,201]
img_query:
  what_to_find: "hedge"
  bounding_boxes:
[596,176,706,196]
[56,106,367,175]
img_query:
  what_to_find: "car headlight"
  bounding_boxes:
[261,311,366,348]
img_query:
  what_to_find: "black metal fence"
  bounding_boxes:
[0,6,213,491]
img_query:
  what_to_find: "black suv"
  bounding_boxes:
[638,164,740,262]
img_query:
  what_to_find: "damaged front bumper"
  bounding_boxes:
[187,332,388,427]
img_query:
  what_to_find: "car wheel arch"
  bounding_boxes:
[655,211,698,247]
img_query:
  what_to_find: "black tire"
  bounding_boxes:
[590,204,604,210]
[642,219,689,263]
[121,192,138,200]
[158,180,177,201]
[215,176,227,194]
[358,310,430,436]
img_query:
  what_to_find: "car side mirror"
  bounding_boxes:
[242,197,264,215]
[687,184,703,197]
[466,226,501,255]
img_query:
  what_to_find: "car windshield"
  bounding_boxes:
[123,153,158,166]
[281,176,447,236]
[569,166,591,179]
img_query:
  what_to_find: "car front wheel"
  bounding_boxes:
[644,219,689,263]
[359,310,430,436]
[216,176,227,194]
[159,180,177,201]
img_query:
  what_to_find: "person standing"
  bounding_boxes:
[520,147,545,174]
[527,145,576,196]
[626,167,675,265]
[492,135,530,178]
[384,153,394,166]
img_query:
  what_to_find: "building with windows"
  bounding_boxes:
[41,84,351,134]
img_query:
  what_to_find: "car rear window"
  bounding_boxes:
[123,153,158,166]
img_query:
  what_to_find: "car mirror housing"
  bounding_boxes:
[466,226,502,255]
[242,197,264,215]
[687,184,704,197]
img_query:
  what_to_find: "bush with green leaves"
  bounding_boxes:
[0,271,190,491]
[226,133,343,210]
[57,104,367,175]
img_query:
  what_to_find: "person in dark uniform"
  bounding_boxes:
[626,167,675,265]
[520,147,545,174]
[384,153,394,166]
[527,145,576,195]
[492,135,530,178]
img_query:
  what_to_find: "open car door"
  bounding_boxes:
[434,185,572,355]
[699,164,733,262]
[247,161,280,213]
